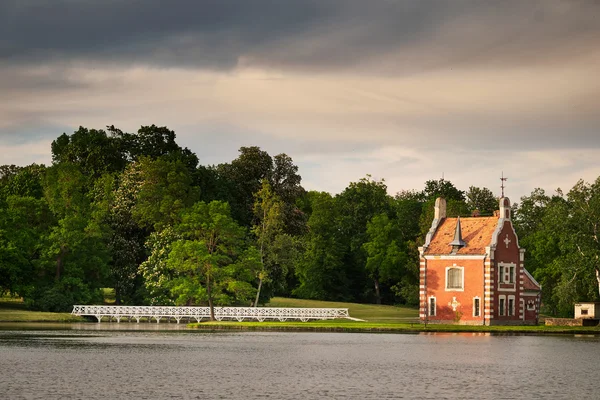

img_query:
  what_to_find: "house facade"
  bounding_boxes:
[419,197,541,325]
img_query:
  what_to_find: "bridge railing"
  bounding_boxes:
[72,305,350,323]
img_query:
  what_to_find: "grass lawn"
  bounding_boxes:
[190,318,600,334]
[186,297,600,334]
[2,293,598,335]
[267,297,418,323]
[0,296,85,323]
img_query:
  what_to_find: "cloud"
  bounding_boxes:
[1,0,599,200]
[2,1,599,74]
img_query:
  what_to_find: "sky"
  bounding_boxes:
[2,0,599,201]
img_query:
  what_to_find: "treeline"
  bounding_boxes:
[0,125,598,316]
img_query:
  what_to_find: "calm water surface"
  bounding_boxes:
[0,325,598,399]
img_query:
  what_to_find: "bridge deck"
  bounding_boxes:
[71,305,351,323]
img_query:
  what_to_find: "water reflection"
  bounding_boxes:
[0,321,193,331]
[1,328,598,399]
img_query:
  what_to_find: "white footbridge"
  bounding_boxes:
[71,305,354,323]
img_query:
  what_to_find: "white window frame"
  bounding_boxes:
[498,262,517,290]
[499,295,506,316]
[508,295,515,316]
[429,296,437,317]
[473,296,481,317]
[445,265,464,292]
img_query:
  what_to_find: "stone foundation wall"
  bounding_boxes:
[543,318,600,326]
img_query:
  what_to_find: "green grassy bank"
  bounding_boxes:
[186,297,600,335]
[188,318,600,334]
[0,296,85,323]
[267,297,418,323]
[2,294,598,335]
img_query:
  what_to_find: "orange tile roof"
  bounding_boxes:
[425,217,499,255]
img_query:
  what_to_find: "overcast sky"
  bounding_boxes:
[2,0,599,201]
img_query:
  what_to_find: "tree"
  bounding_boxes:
[251,180,284,306]
[51,127,127,178]
[560,179,600,300]
[389,191,422,305]
[0,196,51,295]
[130,157,199,231]
[33,163,110,311]
[138,227,181,305]
[393,190,424,241]
[271,153,307,235]
[217,146,274,226]
[119,125,199,173]
[423,178,465,202]
[514,184,600,316]
[93,172,148,305]
[465,186,497,216]
[513,188,552,239]
[294,192,348,300]
[168,201,260,320]
[0,164,46,202]
[363,214,407,304]
[333,176,394,302]
[418,179,470,243]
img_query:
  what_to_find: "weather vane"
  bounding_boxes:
[500,172,507,197]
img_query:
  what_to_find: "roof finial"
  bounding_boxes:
[449,216,466,250]
[500,172,508,198]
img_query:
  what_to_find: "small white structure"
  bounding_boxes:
[574,302,600,319]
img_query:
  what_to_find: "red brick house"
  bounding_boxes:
[419,197,541,325]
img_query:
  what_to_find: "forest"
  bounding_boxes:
[1,125,599,317]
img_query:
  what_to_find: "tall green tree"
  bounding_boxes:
[93,172,148,304]
[514,184,600,316]
[33,163,110,311]
[363,214,407,304]
[0,196,51,295]
[251,180,284,306]
[418,179,470,243]
[558,179,600,302]
[51,127,127,178]
[423,178,465,202]
[294,192,348,300]
[0,164,45,201]
[271,153,306,235]
[119,125,199,173]
[138,227,181,305]
[168,201,260,319]
[130,157,199,231]
[465,186,497,215]
[217,146,273,226]
[336,176,392,302]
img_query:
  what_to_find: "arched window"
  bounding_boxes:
[446,266,464,290]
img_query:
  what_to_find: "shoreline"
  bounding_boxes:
[187,321,600,335]
[0,319,598,335]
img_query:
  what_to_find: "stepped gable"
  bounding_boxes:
[424,216,499,255]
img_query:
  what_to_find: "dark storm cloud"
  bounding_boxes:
[2,1,599,72]
[0,0,333,69]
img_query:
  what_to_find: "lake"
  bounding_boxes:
[0,325,597,399]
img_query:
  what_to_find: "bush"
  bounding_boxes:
[26,278,103,312]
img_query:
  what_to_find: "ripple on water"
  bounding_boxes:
[0,330,598,399]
